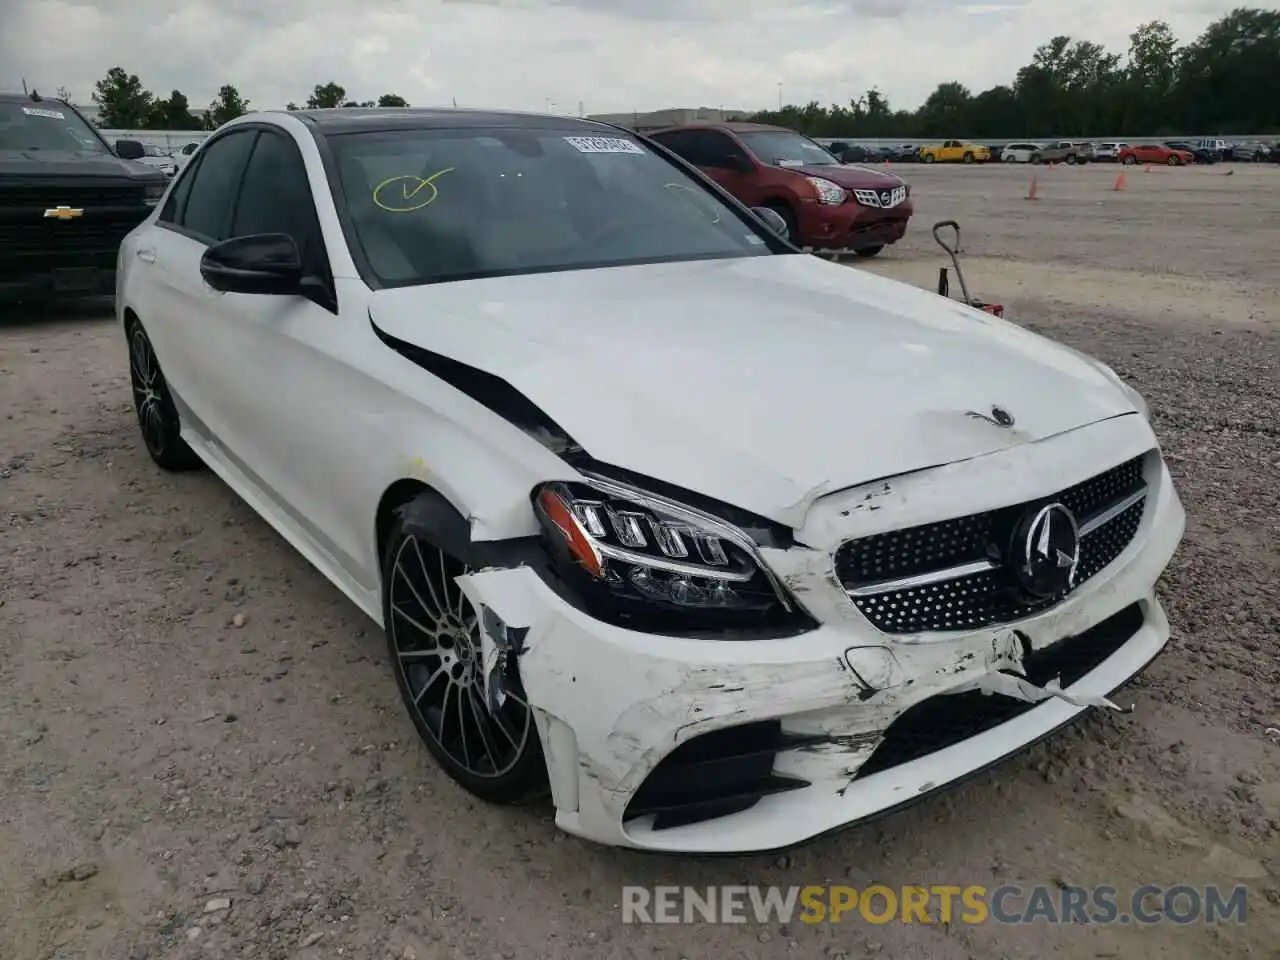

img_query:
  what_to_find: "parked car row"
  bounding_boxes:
[818,137,1279,166]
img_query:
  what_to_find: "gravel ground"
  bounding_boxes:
[2,161,1278,960]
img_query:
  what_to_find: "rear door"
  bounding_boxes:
[134,128,257,437]
[694,130,758,203]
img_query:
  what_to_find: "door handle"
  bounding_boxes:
[136,248,156,263]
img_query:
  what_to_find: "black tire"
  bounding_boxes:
[963,152,974,164]
[923,153,935,164]
[1167,155,1180,166]
[854,245,884,259]
[1065,154,1077,165]
[1031,154,1042,165]
[765,202,800,246]
[1123,155,1137,166]
[126,319,201,471]
[381,506,547,804]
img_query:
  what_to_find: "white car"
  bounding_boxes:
[1000,142,1043,163]
[134,143,178,178]
[116,109,1185,853]
[1095,142,1128,162]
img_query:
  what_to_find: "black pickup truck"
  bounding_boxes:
[0,92,168,303]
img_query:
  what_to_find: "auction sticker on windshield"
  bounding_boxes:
[564,136,644,155]
[22,107,66,120]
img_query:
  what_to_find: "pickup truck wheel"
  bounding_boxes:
[854,245,884,259]
[382,516,548,804]
[963,152,974,163]
[764,202,799,246]
[126,319,201,472]
[922,153,935,164]
[1065,154,1077,165]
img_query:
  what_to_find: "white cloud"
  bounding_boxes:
[1,0,1241,115]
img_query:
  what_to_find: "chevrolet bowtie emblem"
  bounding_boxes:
[44,206,84,220]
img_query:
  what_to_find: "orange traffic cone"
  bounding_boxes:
[1027,176,1038,200]
[1113,172,1126,191]
[1144,164,1151,173]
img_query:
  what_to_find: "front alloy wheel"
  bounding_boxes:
[383,516,546,803]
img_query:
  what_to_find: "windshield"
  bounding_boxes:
[330,127,775,286]
[0,101,107,153]
[737,131,839,167]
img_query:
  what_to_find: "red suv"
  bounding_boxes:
[648,122,913,258]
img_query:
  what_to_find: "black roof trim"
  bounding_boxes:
[281,107,617,135]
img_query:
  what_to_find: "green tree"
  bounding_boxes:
[377,93,409,107]
[306,82,346,109]
[148,90,202,130]
[747,9,1279,139]
[55,85,73,103]
[206,84,250,129]
[92,67,154,128]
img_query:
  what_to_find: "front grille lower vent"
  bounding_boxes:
[836,455,1147,634]
[623,720,818,831]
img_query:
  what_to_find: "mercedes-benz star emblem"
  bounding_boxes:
[1011,502,1080,599]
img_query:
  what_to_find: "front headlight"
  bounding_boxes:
[805,176,847,205]
[144,181,167,205]
[532,475,811,634]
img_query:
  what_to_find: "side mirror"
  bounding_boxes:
[750,206,789,238]
[115,139,145,160]
[201,234,303,295]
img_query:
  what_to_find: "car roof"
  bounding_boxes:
[278,107,619,135]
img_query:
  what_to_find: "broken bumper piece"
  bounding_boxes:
[454,436,1184,853]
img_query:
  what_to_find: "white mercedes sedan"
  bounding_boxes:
[116,108,1185,853]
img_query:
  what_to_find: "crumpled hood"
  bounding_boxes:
[370,254,1136,525]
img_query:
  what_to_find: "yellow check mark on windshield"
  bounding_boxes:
[373,167,456,212]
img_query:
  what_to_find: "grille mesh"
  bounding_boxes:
[836,456,1147,634]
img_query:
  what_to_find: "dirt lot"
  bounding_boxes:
[2,161,1278,960]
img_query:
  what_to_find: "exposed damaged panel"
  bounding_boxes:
[851,603,1143,780]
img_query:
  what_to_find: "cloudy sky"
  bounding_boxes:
[2,0,1240,116]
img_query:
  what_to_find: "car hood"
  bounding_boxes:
[780,163,904,189]
[0,148,160,180]
[369,254,1137,527]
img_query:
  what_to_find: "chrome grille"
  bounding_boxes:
[835,456,1148,634]
[852,185,908,209]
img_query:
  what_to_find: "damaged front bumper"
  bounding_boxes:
[455,418,1185,853]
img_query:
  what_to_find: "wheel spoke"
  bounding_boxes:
[411,538,450,620]
[453,683,474,770]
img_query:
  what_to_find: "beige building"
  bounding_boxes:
[585,107,751,132]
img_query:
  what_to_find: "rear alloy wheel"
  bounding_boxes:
[1167,155,1180,166]
[382,518,546,803]
[923,153,935,164]
[854,245,885,259]
[963,152,974,163]
[127,321,201,471]
[1123,155,1137,166]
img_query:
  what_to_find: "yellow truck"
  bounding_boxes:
[918,140,992,164]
